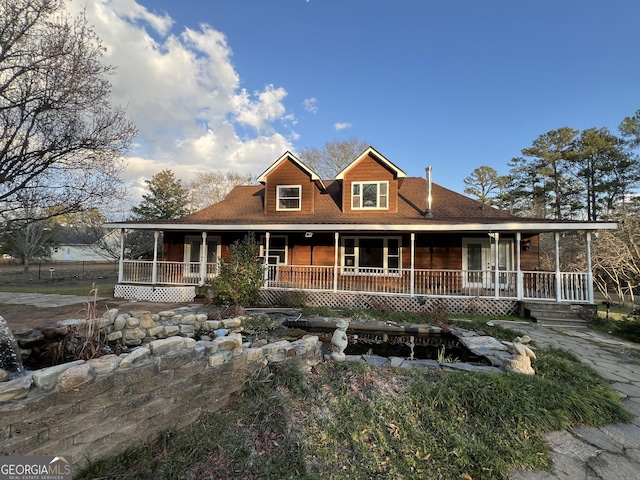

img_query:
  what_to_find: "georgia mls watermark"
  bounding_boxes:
[0,456,72,480]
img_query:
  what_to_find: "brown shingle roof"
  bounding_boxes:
[179,178,518,226]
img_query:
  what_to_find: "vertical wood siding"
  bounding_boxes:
[264,157,315,214]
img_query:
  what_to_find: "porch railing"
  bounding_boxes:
[120,260,591,302]
[121,260,218,285]
[265,265,589,302]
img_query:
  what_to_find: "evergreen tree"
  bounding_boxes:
[131,170,190,220]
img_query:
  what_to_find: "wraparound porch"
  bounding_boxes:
[112,229,596,306]
[116,260,591,303]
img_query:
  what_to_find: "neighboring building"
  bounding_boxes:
[51,228,119,262]
[105,148,616,316]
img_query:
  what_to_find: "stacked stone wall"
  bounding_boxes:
[0,310,322,468]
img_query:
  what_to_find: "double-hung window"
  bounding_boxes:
[342,237,401,274]
[351,181,388,209]
[277,185,301,211]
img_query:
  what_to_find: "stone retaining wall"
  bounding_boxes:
[0,310,322,468]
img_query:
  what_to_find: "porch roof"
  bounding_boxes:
[106,177,617,233]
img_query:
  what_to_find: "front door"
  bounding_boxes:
[462,238,490,287]
[493,239,513,287]
[184,235,221,279]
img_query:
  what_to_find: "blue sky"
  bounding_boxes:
[72,0,639,204]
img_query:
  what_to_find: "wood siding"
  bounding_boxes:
[164,231,540,272]
[264,157,315,214]
[341,153,398,213]
[520,234,539,271]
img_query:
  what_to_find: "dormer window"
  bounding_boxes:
[352,181,388,209]
[277,185,302,211]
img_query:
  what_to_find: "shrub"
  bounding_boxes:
[207,233,264,306]
[425,299,450,323]
[278,290,309,308]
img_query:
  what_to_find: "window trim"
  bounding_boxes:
[276,185,302,211]
[341,236,401,276]
[351,181,389,210]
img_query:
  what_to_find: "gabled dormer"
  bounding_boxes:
[257,152,326,214]
[336,147,406,213]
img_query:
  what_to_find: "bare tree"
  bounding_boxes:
[298,138,369,179]
[0,0,136,221]
[4,194,55,271]
[188,170,253,212]
[592,203,640,307]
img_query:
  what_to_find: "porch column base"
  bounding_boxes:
[114,284,196,303]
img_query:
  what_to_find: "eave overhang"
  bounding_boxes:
[104,221,618,233]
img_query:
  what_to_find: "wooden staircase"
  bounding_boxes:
[522,301,591,328]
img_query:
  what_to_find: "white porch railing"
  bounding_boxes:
[264,265,590,302]
[119,260,591,302]
[121,260,219,285]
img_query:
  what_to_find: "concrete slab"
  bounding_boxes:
[510,469,556,480]
[547,452,595,479]
[546,430,601,461]
[626,447,640,464]
[571,426,624,454]
[0,292,107,307]
[599,423,640,449]
[588,451,640,480]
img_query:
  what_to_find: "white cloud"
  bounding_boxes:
[334,122,352,130]
[303,97,318,113]
[233,85,289,131]
[64,0,295,198]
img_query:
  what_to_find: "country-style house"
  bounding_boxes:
[105,147,616,317]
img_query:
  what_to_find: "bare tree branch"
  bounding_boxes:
[0,0,136,219]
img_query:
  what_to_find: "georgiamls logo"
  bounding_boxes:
[0,455,73,479]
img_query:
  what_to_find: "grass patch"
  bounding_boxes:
[77,348,631,480]
[589,314,640,344]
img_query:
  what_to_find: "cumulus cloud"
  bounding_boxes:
[334,122,352,130]
[64,0,295,194]
[303,97,318,113]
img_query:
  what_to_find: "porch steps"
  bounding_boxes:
[522,302,589,328]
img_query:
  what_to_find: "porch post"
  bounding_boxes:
[585,231,594,303]
[555,232,562,302]
[493,232,500,298]
[516,232,523,300]
[333,232,339,292]
[152,230,159,285]
[200,231,208,284]
[264,232,271,283]
[410,233,415,297]
[118,228,125,283]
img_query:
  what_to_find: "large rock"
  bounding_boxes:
[139,313,156,329]
[119,347,151,368]
[32,360,85,391]
[0,375,32,402]
[57,363,95,393]
[88,355,121,375]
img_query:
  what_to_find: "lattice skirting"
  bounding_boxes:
[259,289,519,316]
[114,284,196,303]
